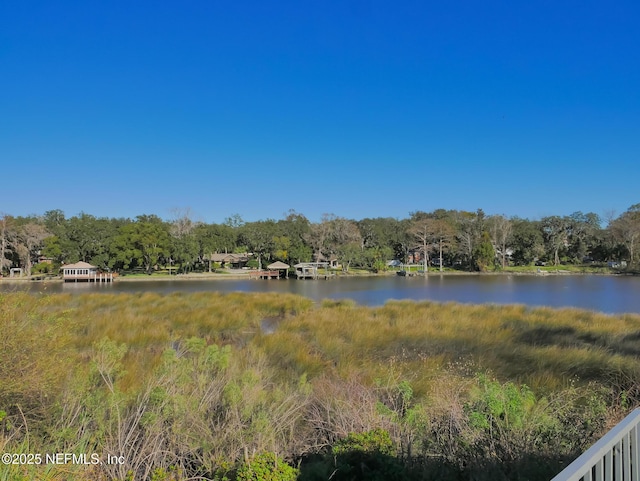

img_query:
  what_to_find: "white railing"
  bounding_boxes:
[552,408,640,481]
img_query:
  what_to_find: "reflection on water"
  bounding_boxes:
[3,274,640,314]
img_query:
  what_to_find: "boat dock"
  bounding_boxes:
[249,270,281,279]
[64,272,115,283]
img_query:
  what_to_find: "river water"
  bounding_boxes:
[3,274,640,315]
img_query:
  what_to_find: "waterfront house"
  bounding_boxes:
[207,253,252,269]
[61,261,113,282]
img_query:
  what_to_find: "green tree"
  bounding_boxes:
[510,218,544,265]
[473,232,495,271]
[276,210,312,264]
[239,220,277,270]
[109,220,141,270]
[111,216,170,273]
[541,216,570,266]
[326,216,362,268]
[362,245,393,272]
[566,212,601,263]
[358,217,412,263]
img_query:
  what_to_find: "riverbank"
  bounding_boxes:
[0,267,629,285]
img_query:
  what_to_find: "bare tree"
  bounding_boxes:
[408,215,433,272]
[430,219,456,272]
[14,222,50,276]
[409,214,455,272]
[609,205,640,265]
[326,216,361,270]
[455,210,485,269]
[0,214,14,274]
[169,207,195,238]
[169,208,199,273]
[305,214,335,263]
[488,215,513,269]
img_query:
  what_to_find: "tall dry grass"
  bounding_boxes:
[2,291,640,479]
[7,290,640,399]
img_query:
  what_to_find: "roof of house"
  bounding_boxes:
[62,261,97,269]
[267,261,290,269]
[209,253,250,262]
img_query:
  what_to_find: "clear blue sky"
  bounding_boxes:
[2,1,638,223]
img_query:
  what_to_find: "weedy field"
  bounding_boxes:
[1,291,639,480]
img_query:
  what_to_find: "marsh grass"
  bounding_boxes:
[261,298,640,398]
[10,291,640,397]
[3,291,640,479]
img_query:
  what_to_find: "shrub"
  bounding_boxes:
[31,262,52,274]
[332,428,395,457]
[235,452,298,481]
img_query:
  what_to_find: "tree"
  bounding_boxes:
[14,222,50,276]
[510,218,544,266]
[408,212,433,272]
[609,204,640,265]
[305,214,335,264]
[136,216,171,274]
[326,216,361,268]
[358,217,408,263]
[429,218,456,272]
[271,235,291,262]
[473,232,495,271]
[224,213,245,229]
[362,245,394,272]
[488,215,513,269]
[169,209,199,273]
[53,213,120,268]
[276,210,312,264]
[566,212,601,263]
[393,219,414,264]
[455,210,485,270]
[66,213,100,263]
[194,223,237,271]
[337,242,362,272]
[238,220,277,270]
[0,214,15,275]
[111,216,170,274]
[541,216,570,266]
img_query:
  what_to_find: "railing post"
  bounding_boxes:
[631,425,640,481]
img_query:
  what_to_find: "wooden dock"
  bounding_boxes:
[249,270,281,280]
[63,273,115,283]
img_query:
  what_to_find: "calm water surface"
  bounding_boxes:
[4,274,640,314]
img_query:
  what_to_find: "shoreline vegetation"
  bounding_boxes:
[1,264,635,283]
[1,290,639,480]
[2,205,640,284]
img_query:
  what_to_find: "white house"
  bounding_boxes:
[61,261,112,282]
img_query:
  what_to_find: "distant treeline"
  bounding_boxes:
[1,204,640,276]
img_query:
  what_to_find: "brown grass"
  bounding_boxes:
[6,291,640,398]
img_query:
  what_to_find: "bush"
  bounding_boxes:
[32,262,52,274]
[332,429,395,456]
[299,430,410,481]
[235,452,298,481]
